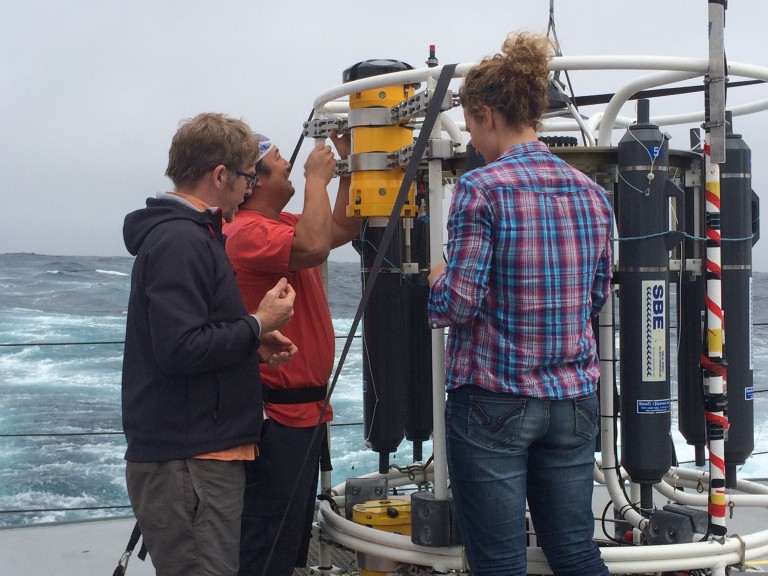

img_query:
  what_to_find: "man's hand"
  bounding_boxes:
[257,329,298,368]
[253,278,295,334]
[304,141,336,188]
[329,129,351,160]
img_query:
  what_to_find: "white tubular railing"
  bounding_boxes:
[309,52,768,575]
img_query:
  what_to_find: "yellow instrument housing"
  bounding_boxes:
[348,84,416,218]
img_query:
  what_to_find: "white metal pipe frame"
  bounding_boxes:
[310,52,768,574]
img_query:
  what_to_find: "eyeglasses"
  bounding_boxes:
[235,170,259,190]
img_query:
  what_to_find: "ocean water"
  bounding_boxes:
[0,253,767,527]
[0,253,414,526]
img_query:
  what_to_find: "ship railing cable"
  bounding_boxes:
[0,333,360,348]
[0,505,135,515]
[613,231,757,243]
[2,316,768,520]
[0,340,125,347]
[0,418,367,440]
[0,336,363,519]
[5,457,768,517]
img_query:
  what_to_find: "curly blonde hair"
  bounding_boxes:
[459,32,553,131]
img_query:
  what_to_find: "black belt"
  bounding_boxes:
[262,383,328,405]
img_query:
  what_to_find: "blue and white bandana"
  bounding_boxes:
[253,133,275,163]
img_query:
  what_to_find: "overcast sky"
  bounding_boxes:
[2,0,767,270]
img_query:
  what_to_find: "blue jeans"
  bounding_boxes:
[446,386,610,576]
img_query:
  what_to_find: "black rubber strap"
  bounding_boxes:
[262,383,328,404]
[320,426,333,472]
[287,108,315,175]
[112,521,146,576]
[339,63,458,352]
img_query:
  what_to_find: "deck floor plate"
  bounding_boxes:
[2,484,768,576]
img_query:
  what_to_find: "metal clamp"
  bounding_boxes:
[347,108,396,128]
[312,89,456,139]
[392,89,454,122]
[426,138,455,159]
[303,117,349,138]
[344,88,455,128]
[732,533,747,566]
[391,144,414,167]
[348,144,414,172]
[347,142,449,167]
[334,158,350,178]
[349,152,390,172]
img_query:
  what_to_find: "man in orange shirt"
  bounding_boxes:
[224,131,359,576]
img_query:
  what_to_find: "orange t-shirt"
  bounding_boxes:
[224,210,335,427]
[195,444,258,461]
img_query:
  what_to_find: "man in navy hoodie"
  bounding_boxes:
[122,112,297,576]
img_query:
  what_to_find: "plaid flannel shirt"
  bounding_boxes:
[428,140,613,398]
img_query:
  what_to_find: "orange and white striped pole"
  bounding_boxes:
[701,0,729,539]
[701,133,729,538]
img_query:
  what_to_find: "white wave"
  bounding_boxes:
[0,491,104,526]
[95,269,129,277]
[332,318,362,335]
[0,348,122,389]
[0,309,125,348]
[329,436,433,486]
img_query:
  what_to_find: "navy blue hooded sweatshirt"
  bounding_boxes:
[122,196,263,462]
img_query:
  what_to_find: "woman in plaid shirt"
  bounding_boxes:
[428,32,613,576]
